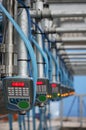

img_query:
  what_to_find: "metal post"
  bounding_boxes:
[60,99,63,128]
[79,96,83,127]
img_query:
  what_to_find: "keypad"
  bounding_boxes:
[9,98,29,105]
[8,87,29,96]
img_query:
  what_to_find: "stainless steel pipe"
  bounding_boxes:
[3,0,17,76]
[17,1,29,77]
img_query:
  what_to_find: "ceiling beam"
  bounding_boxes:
[48,0,86,3]
[30,10,86,18]
[59,45,86,50]
[61,37,86,43]
[45,27,86,34]
[62,55,86,59]
[59,51,86,56]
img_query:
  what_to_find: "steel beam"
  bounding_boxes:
[48,0,86,3]
[59,45,86,50]
[70,65,86,67]
[61,42,86,46]
[64,59,86,63]
[66,63,86,66]
[44,27,86,34]
[62,55,86,59]
[73,72,86,75]
[59,51,86,56]
[68,66,86,69]
[61,37,86,43]
[30,10,86,18]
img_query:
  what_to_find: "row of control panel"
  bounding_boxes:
[1,77,74,114]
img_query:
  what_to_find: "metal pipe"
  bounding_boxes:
[3,0,16,76]
[30,10,86,18]
[62,37,86,43]
[44,27,86,34]
[17,1,28,77]
[59,45,86,50]
[59,51,86,56]
[51,46,57,82]
[66,63,86,66]
[65,59,86,62]
[62,55,86,59]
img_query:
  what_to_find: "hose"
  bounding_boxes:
[0,3,37,103]
[31,20,56,44]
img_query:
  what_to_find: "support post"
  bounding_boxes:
[60,99,63,128]
[79,96,83,127]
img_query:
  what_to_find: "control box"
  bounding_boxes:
[3,77,33,113]
[50,82,61,101]
[35,78,49,106]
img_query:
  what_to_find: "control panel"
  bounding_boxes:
[35,78,49,106]
[50,82,61,101]
[3,77,33,113]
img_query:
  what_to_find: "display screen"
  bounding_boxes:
[36,81,46,94]
[11,82,25,87]
[36,81,44,85]
[51,83,57,88]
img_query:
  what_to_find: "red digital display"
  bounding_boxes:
[36,81,44,85]
[51,83,57,88]
[11,82,25,87]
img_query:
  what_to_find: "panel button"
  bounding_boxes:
[18,101,30,109]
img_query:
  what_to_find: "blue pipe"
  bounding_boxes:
[22,115,26,130]
[8,114,13,130]
[0,3,37,102]
[27,112,30,130]
[31,36,49,78]
[18,114,22,130]
[31,20,56,44]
